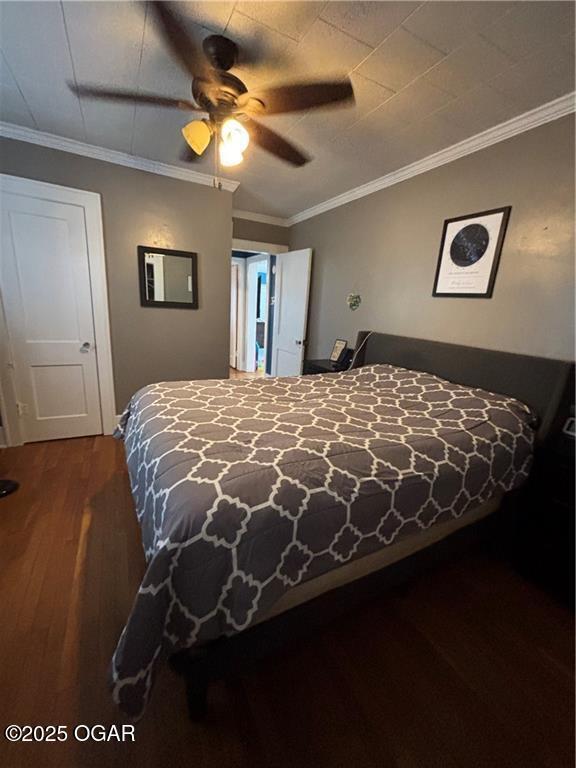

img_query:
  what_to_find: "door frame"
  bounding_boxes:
[231,239,288,374]
[232,238,288,255]
[245,253,270,373]
[230,255,247,370]
[229,260,240,369]
[0,173,116,445]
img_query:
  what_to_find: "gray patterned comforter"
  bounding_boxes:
[111,364,535,717]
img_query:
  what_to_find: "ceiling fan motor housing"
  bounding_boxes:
[192,71,248,114]
[202,35,238,72]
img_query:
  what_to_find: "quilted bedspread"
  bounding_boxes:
[111,364,535,717]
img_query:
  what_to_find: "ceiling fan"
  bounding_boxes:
[69,2,354,174]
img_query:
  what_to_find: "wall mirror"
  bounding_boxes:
[138,246,198,309]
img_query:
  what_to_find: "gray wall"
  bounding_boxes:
[232,216,290,246]
[0,138,232,409]
[290,116,575,362]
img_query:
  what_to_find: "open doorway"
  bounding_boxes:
[247,255,268,374]
[229,240,311,379]
[230,249,268,378]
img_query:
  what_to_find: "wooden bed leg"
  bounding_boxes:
[169,648,210,721]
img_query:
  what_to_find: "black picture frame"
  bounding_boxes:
[138,245,198,309]
[432,206,511,298]
[330,339,348,365]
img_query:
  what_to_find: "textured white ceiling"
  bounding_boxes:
[0,1,574,218]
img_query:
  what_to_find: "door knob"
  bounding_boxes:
[80,341,91,353]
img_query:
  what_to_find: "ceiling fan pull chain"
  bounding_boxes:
[212,127,223,191]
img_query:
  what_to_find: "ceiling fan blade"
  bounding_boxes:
[69,83,203,112]
[245,118,310,167]
[148,1,216,84]
[238,80,354,116]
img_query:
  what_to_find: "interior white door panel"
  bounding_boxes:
[271,248,312,377]
[1,191,102,441]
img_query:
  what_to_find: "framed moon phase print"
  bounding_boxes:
[432,207,511,298]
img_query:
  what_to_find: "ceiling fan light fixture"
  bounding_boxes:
[221,118,249,153]
[219,140,243,167]
[181,119,212,155]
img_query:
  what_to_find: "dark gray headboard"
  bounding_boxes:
[353,330,574,444]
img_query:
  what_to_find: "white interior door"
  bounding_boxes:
[1,190,103,442]
[271,248,312,377]
[230,262,239,368]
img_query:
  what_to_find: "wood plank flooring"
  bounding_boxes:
[229,367,265,379]
[0,436,573,768]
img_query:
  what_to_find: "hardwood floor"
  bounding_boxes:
[229,367,265,379]
[0,436,573,768]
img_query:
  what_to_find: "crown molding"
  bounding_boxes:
[0,122,239,192]
[2,91,573,224]
[232,209,291,227]
[289,92,576,225]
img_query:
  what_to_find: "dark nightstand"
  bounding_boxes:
[510,374,575,608]
[303,359,336,375]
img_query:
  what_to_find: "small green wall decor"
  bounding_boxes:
[347,293,361,311]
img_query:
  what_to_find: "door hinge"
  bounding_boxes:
[16,401,28,417]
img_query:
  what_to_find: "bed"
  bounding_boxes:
[110,331,572,719]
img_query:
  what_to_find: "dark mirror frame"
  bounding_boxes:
[138,245,199,309]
